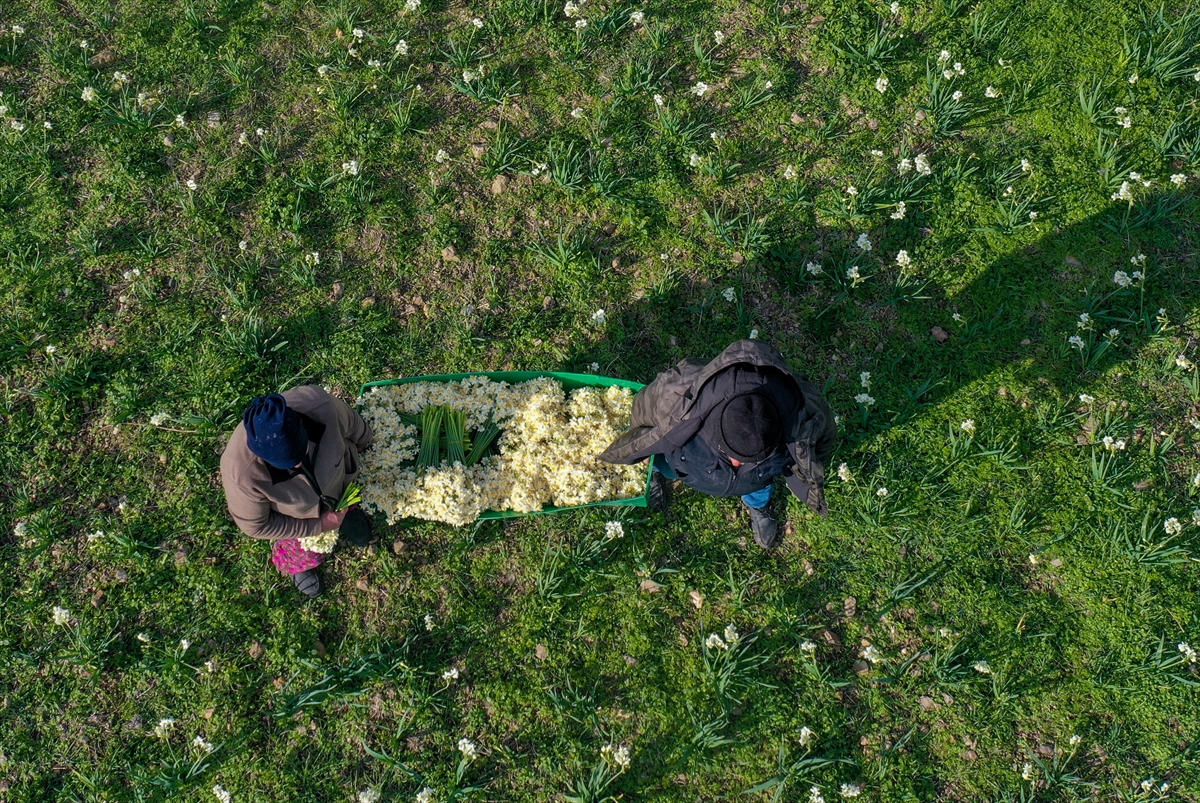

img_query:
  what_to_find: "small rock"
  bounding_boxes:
[203,707,215,719]
[470,143,485,159]
[639,579,662,594]
[392,540,407,554]
[174,548,188,567]
[688,590,704,610]
[535,643,549,661]
[542,295,554,310]
[919,695,935,710]
[162,134,175,147]
[678,633,689,647]
[315,640,326,658]
[1133,479,1152,491]
[623,654,638,666]
[1020,338,1031,346]
[732,252,745,265]
[791,112,803,125]
[802,559,815,576]
[854,659,871,675]
[611,257,621,269]
[1050,558,1063,568]
[114,568,128,582]
[964,749,978,760]
[332,281,345,300]
[441,245,459,262]
[1065,255,1083,268]
[941,692,954,705]
[480,119,498,130]
[355,577,370,591]
[820,628,842,645]
[360,295,376,308]
[490,174,508,195]
[249,641,265,660]
[91,589,105,608]
[931,325,950,343]
[844,596,857,617]
[914,109,927,121]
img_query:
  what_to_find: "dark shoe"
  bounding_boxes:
[340,507,374,547]
[745,503,779,549]
[648,471,671,512]
[293,569,322,598]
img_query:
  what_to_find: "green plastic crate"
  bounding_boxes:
[358,371,654,520]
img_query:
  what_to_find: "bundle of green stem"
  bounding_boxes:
[415,407,496,467]
[418,406,445,468]
[444,408,468,465]
[335,482,363,511]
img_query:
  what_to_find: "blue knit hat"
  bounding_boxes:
[243,394,308,469]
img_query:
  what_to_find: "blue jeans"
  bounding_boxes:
[653,458,773,509]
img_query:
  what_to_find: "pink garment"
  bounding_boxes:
[271,537,326,575]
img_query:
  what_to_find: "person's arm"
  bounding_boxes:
[811,400,838,467]
[222,470,323,540]
[333,396,374,451]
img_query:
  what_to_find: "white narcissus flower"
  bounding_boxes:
[854,394,875,407]
[895,250,912,268]
[890,201,907,220]
[604,520,624,540]
[1164,518,1182,536]
[357,788,381,803]
[860,371,871,388]
[630,10,644,24]
[1068,335,1085,349]
[722,287,736,302]
[875,75,889,93]
[783,165,798,179]
[150,413,169,426]
[713,30,725,44]
[856,232,872,251]
[691,81,709,97]
[395,40,409,54]
[875,487,888,497]
[590,308,606,325]
[53,606,71,625]
[799,726,815,746]
[435,149,449,163]
[212,785,232,803]
[805,261,823,275]
[442,666,459,681]
[81,86,98,102]
[840,784,863,798]
[972,660,990,673]
[457,738,477,759]
[837,463,852,482]
[153,717,176,738]
[960,419,976,435]
[985,86,999,97]
[705,633,727,650]
[914,154,931,175]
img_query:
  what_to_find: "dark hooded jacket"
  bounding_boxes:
[597,340,837,515]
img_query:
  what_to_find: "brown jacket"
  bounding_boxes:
[220,386,374,540]
[598,340,837,515]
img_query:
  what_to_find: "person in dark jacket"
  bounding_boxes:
[221,387,375,598]
[599,340,837,548]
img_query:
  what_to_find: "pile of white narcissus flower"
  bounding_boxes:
[357,377,645,526]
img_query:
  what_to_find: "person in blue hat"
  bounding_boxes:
[220,386,374,598]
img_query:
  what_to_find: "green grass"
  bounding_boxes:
[2,0,1200,799]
